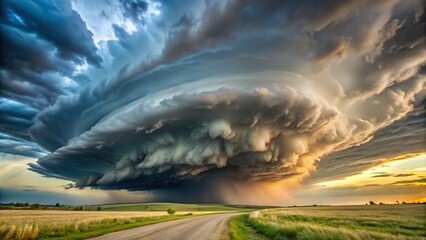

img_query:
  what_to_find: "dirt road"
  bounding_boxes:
[88,212,241,240]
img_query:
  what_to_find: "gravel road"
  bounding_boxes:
[88,212,242,240]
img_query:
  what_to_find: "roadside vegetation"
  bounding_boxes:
[0,210,197,240]
[229,204,426,240]
[228,214,264,240]
[0,202,270,240]
[167,208,176,215]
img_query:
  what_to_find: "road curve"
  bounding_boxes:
[88,212,242,240]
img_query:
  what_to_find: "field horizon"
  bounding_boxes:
[4,199,424,208]
[2,202,425,239]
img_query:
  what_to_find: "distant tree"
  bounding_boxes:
[97,207,101,211]
[402,201,407,204]
[79,206,83,210]
[396,200,399,204]
[24,203,29,207]
[379,202,385,205]
[55,203,60,207]
[167,208,176,215]
[369,201,376,205]
[31,203,41,209]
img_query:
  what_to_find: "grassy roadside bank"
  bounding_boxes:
[1,211,201,240]
[39,214,195,240]
[228,214,264,240]
[228,205,426,240]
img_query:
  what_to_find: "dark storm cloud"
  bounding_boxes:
[30,76,341,189]
[0,98,38,140]
[0,0,100,99]
[30,1,425,197]
[0,133,46,158]
[25,0,373,151]
[119,0,148,22]
[1,0,102,65]
[0,0,425,201]
[0,25,74,109]
[0,0,103,156]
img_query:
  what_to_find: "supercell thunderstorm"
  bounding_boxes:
[1,0,425,201]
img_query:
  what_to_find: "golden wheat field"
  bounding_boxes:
[0,210,212,240]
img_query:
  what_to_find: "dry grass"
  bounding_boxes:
[256,204,425,220]
[0,210,212,240]
[247,205,426,240]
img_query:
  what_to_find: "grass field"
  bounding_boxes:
[228,204,426,240]
[0,210,197,240]
[0,202,263,240]
[228,214,265,240]
[87,202,263,212]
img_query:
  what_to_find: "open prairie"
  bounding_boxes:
[0,202,272,239]
[229,204,426,240]
[87,202,264,212]
[0,209,216,240]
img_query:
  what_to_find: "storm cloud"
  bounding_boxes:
[1,0,425,202]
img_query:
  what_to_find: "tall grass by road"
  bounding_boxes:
[229,204,426,240]
[228,214,265,240]
[0,210,200,240]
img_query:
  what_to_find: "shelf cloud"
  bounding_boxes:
[1,0,424,202]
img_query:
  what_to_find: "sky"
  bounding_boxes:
[0,0,425,205]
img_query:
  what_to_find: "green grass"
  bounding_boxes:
[273,214,424,237]
[38,214,195,240]
[229,205,426,240]
[85,202,266,212]
[228,214,264,240]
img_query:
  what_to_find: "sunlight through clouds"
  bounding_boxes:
[315,153,426,188]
